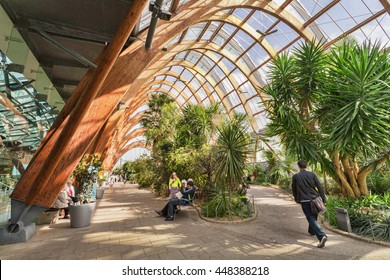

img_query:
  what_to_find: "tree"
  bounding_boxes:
[141,93,177,151]
[265,40,390,198]
[175,103,221,148]
[214,113,251,212]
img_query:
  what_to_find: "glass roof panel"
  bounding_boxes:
[183,22,208,41]
[362,0,386,13]
[232,104,246,115]
[234,30,255,50]
[226,91,241,107]
[239,82,257,100]
[247,10,278,33]
[175,52,186,60]
[165,75,177,83]
[182,69,194,80]
[352,14,390,46]
[0,52,56,152]
[231,69,247,86]
[161,84,171,91]
[248,96,262,114]
[186,50,201,64]
[189,96,197,105]
[197,87,207,100]
[212,92,220,103]
[190,77,201,90]
[204,82,214,93]
[202,99,211,106]
[223,42,241,59]
[212,34,227,47]
[247,43,270,66]
[237,55,257,72]
[169,87,180,96]
[176,95,185,105]
[219,78,234,93]
[221,58,236,73]
[232,8,252,21]
[201,21,221,41]
[296,0,333,16]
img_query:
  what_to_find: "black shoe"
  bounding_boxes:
[63,216,69,219]
[155,210,162,216]
[165,216,174,221]
[317,236,327,248]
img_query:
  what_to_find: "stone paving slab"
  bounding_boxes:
[0,183,389,260]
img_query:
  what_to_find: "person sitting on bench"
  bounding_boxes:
[155,180,196,221]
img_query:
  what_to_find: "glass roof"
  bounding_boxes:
[136,0,390,137]
[0,51,56,155]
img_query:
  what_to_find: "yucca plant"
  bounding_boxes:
[264,39,390,198]
[214,113,251,216]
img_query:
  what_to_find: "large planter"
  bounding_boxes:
[69,202,96,228]
[96,188,104,199]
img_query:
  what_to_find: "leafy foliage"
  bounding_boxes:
[324,193,390,241]
[264,39,390,197]
[72,154,104,203]
[215,113,251,188]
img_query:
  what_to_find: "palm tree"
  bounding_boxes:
[264,39,390,198]
[214,113,251,214]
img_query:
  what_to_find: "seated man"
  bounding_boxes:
[155,180,196,221]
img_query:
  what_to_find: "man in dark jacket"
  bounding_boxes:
[292,160,328,248]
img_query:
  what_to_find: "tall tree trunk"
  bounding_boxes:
[332,152,356,197]
[341,158,361,197]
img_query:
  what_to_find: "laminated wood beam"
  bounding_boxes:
[11,0,148,207]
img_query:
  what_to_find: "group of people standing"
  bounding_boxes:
[155,172,196,221]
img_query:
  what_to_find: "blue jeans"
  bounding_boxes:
[301,202,327,241]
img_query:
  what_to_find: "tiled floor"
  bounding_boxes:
[0,183,389,260]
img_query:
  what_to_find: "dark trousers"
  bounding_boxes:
[301,202,327,241]
[161,199,188,217]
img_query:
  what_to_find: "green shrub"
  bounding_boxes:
[367,171,390,195]
[200,184,253,219]
[324,194,390,241]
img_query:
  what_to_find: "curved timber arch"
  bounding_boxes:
[113,140,150,168]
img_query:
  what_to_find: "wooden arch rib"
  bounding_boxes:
[147,76,203,104]
[122,0,317,101]
[111,0,318,164]
[10,0,320,208]
[148,45,268,107]
[140,63,260,132]
[136,0,317,94]
[104,127,147,170]
[119,127,146,151]
[133,66,243,128]
[113,140,149,167]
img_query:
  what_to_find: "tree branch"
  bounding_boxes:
[359,150,390,176]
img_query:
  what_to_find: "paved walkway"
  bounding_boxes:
[1,183,389,260]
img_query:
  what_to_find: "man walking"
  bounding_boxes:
[292,160,328,248]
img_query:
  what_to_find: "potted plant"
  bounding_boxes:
[96,171,107,199]
[69,154,104,228]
